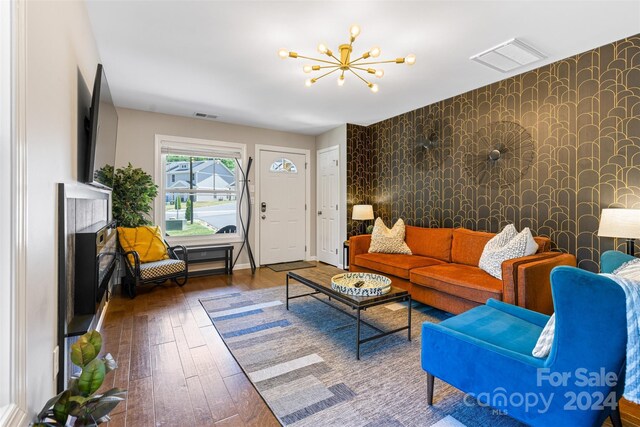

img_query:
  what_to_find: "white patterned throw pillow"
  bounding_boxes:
[478,224,518,278]
[532,314,555,358]
[368,218,412,255]
[479,226,539,279]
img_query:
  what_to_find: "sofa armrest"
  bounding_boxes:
[515,253,577,314]
[349,234,371,268]
[501,252,563,306]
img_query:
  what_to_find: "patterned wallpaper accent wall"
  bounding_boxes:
[346,35,640,271]
[347,124,372,236]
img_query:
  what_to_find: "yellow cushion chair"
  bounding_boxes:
[117,226,188,298]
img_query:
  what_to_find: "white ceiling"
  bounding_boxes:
[85,1,640,136]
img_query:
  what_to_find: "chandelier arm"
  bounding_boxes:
[328,53,342,63]
[351,66,374,73]
[314,67,341,81]
[316,65,341,70]
[296,55,341,66]
[354,59,401,66]
[349,56,366,64]
[348,68,372,86]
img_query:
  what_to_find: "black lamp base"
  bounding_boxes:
[626,239,636,256]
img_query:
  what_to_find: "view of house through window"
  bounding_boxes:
[163,153,239,238]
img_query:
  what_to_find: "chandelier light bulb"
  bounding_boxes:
[405,54,416,65]
[278,48,289,59]
[303,65,313,73]
[305,78,313,87]
[369,83,379,93]
[317,43,328,54]
[375,69,384,78]
[350,24,361,38]
[338,75,345,86]
[370,46,381,58]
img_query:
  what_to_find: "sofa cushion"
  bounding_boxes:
[354,253,444,280]
[451,228,495,266]
[533,236,551,252]
[139,259,186,280]
[405,226,453,262]
[410,264,502,304]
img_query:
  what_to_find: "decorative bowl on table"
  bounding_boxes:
[331,272,392,297]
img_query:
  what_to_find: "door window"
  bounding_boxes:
[269,158,298,173]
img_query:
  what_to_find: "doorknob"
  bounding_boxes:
[317,211,322,215]
[261,215,266,219]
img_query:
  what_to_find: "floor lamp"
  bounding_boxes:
[352,205,374,234]
[597,208,640,256]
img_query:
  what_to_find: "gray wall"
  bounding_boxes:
[23,0,101,412]
[115,108,318,266]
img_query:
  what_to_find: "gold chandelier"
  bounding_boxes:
[278,24,415,93]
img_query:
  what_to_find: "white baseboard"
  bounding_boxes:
[194,259,321,272]
[95,299,109,332]
[233,263,252,270]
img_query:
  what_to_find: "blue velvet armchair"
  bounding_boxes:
[421,258,628,427]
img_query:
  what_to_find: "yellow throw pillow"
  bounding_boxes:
[118,226,169,264]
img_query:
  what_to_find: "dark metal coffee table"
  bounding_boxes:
[286,266,411,360]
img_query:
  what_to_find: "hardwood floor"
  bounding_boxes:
[100,267,284,427]
[99,265,640,427]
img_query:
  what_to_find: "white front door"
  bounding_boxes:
[259,151,307,265]
[317,147,340,266]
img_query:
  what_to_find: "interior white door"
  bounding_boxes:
[317,147,340,266]
[259,151,307,265]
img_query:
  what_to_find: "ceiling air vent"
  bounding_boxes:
[470,38,546,73]
[193,112,218,120]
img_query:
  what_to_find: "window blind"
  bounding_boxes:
[160,145,242,159]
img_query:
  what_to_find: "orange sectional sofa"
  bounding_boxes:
[349,226,576,315]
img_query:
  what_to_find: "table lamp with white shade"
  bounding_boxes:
[597,208,640,256]
[352,204,374,234]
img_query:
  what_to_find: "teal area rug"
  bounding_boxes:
[200,285,525,427]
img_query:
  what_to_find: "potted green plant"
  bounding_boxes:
[33,330,126,426]
[96,163,158,227]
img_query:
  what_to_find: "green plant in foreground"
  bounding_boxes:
[34,331,126,426]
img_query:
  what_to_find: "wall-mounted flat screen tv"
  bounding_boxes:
[85,63,118,189]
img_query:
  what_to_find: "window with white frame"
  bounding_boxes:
[157,137,245,242]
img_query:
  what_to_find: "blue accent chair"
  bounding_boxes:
[421,259,628,427]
